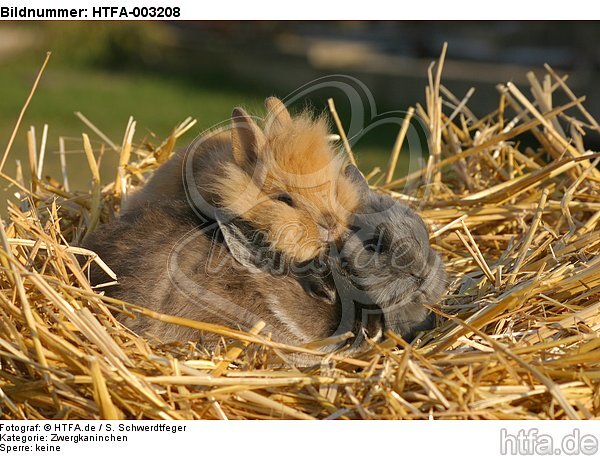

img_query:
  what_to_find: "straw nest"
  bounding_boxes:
[1,48,599,420]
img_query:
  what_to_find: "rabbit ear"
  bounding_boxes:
[231,107,265,167]
[215,213,261,274]
[344,164,370,194]
[264,97,292,130]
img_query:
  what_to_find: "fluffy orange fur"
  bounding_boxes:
[125,97,361,263]
[214,110,360,262]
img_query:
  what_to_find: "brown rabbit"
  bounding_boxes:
[125,97,360,262]
[84,201,379,355]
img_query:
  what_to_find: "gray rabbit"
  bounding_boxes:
[327,165,447,346]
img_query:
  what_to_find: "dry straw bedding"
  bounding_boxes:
[0,49,599,419]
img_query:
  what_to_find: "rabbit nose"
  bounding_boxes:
[318,213,341,241]
[318,224,336,243]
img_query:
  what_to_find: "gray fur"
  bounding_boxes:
[334,165,447,342]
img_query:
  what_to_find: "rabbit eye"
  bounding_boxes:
[364,227,394,254]
[364,233,386,253]
[274,192,294,207]
[349,224,362,234]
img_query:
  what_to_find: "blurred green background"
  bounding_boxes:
[0,22,413,201]
[2,21,599,202]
